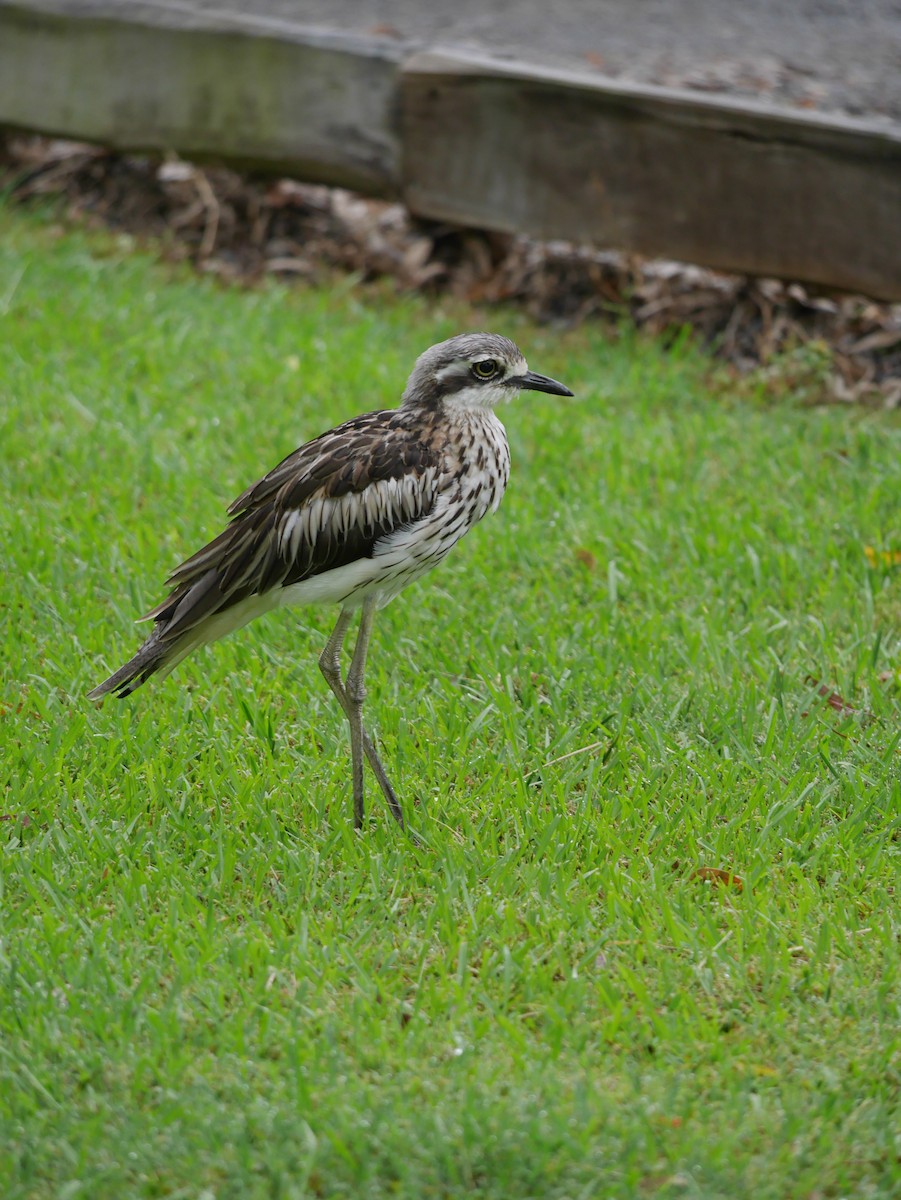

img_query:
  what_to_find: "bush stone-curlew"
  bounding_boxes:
[89,332,573,830]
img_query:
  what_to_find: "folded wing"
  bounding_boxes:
[142,409,441,640]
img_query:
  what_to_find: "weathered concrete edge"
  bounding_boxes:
[401,50,901,299]
[2,3,900,296]
[404,48,901,150]
[10,0,414,46]
[0,2,404,195]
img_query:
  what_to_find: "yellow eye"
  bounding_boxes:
[471,359,499,380]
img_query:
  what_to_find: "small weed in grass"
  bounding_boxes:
[1,204,899,1199]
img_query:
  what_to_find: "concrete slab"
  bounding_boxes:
[89,0,901,122]
[0,2,402,192]
[403,50,901,298]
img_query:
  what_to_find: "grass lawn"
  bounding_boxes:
[1,203,899,1199]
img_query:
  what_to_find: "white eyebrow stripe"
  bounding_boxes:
[435,361,471,384]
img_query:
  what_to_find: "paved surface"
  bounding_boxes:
[18,0,901,121]
[180,0,900,120]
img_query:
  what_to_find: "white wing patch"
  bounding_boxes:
[276,468,439,560]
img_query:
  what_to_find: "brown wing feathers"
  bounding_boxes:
[87,409,442,700]
[140,410,440,636]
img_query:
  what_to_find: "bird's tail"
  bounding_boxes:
[89,586,274,702]
[87,629,197,701]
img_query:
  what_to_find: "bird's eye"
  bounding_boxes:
[471,359,499,380]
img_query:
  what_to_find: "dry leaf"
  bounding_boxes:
[1,813,31,827]
[692,866,744,892]
[575,548,597,570]
[848,328,901,355]
[803,676,856,716]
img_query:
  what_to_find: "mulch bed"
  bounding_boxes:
[3,132,899,405]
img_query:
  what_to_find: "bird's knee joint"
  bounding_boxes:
[318,651,340,682]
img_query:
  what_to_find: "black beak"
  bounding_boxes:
[513,370,574,397]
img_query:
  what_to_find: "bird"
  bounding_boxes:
[89,332,573,831]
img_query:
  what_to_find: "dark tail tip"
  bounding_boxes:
[88,635,169,702]
[87,674,142,702]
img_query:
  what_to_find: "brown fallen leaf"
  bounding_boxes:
[574,547,597,570]
[803,676,856,717]
[692,866,744,892]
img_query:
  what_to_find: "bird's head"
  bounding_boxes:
[401,332,573,411]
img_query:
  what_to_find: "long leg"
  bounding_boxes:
[344,598,375,828]
[318,604,405,830]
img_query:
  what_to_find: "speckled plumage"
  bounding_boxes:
[89,332,572,830]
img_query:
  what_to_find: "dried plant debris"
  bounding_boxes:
[2,134,899,404]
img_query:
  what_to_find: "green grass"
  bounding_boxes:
[1,203,899,1200]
